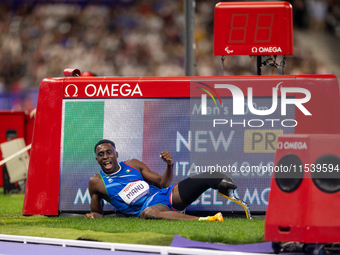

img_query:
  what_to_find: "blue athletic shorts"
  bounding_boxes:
[138,183,178,217]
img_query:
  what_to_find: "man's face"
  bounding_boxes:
[95,143,119,174]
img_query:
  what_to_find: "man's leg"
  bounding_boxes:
[140,204,199,220]
[171,172,237,211]
[140,204,223,221]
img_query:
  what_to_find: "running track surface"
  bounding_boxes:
[0,241,143,255]
[0,234,272,255]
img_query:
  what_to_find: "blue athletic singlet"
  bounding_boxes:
[99,161,177,217]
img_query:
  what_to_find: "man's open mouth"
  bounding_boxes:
[103,161,112,169]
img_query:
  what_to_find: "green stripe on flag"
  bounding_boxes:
[62,101,104,171]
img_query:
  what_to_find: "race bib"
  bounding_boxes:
[118,181,149,205]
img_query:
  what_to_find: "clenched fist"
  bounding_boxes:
[160,150,173,165]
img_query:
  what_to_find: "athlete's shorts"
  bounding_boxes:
[138,183,178,217]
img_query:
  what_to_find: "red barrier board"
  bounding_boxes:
[23,74,340,215]
[23,78,63,215]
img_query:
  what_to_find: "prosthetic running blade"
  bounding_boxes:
[218,192,252,220]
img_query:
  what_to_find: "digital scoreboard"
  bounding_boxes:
[23,74,340,215]
[214,2,293,56]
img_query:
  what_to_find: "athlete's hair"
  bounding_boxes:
[94,139,116,153]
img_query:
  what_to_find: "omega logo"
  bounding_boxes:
[64,84,78,97]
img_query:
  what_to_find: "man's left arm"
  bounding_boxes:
[158,150,174,188]
[127,150,174,188]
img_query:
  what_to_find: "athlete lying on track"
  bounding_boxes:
[85,139,237,221]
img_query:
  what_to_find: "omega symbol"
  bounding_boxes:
[64,84,78,97]
[276,142,283,149]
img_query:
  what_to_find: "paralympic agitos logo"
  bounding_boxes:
[197,82,312,116]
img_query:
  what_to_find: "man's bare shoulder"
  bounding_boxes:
[88,173,105,194]
[124,159,143,168]
[89,173,101,183]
